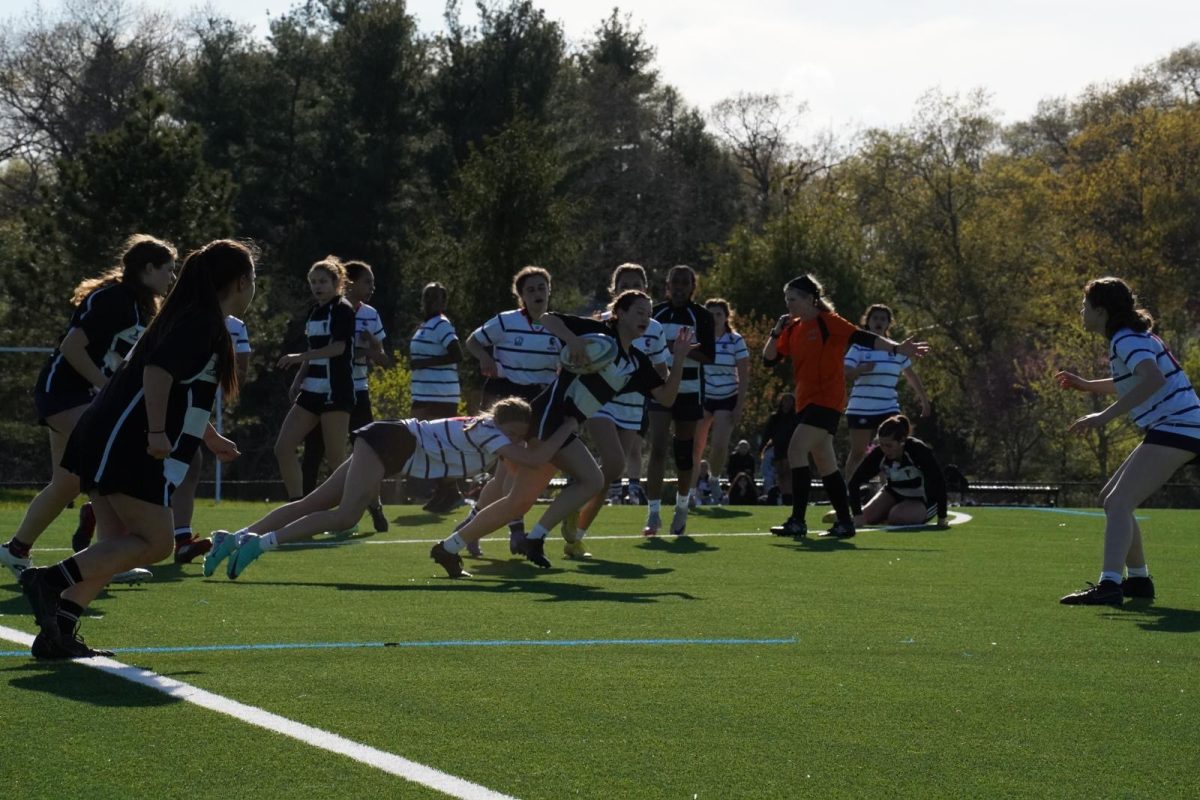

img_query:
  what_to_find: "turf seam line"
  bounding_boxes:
[0,636,799,658]
[0,624,518,800]
[32,510,973,553]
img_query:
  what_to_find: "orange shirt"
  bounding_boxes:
[775,311,860,412]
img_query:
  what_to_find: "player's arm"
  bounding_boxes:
[763,314,790,365]
[1055,371,1116,395]
[143,365,174,459]
[498,418,579,466]
[466,324,498,377]
[411,339,462,369]
[1068,360,1165,434]
[58,327,109,389]
[902,366,932,417]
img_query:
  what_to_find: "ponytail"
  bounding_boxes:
[877,414,911,441]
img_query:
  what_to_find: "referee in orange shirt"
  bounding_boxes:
[763,275,929,538]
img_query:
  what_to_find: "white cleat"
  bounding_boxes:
[111,568,152,585]
[0,542,31,581]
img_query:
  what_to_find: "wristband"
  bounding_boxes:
[149,429,165,434]
[769,332,780,340]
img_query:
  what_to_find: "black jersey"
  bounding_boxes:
[848,437,947,519]
[300,297,356,406]
[62,313,227,505]
[37,283,145,396]
[651,300,716,395]
[532,313,664,427]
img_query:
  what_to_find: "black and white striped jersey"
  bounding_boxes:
[401,417,513,479]
[351,302,386,393]
[37,283,145,396]
[1110,328,1200,438]
[300,297,356,404]
[704,331,750,401]
[89,314,225,503]
[594,312,669,429]
[410,314,461,405]
[844,345,910,417]
[226,316,252,354]
[536,313,664,424]
[848,437,947,519]
[471,309,561,388]
[651,300,715,396]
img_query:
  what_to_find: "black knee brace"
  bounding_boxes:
[673,438,694,472]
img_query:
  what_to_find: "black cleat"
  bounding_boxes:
[521,536,551,569]
[19,567,61,628]
[770,517,807,538]
[819,520,857,539]
[1121,575,1155,600]
[31,626,113,660]
[1060,580,1123,606]
[430,543,470,578]
[368,504,389,533]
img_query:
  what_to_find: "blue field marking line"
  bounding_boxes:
[0,635,798,658]
[981,506,1147,519]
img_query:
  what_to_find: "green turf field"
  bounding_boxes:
[2,502,1198,799]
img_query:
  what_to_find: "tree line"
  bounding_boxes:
[1,0,1197,487]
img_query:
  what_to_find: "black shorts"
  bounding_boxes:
[1143,429,1200,465]
[481,377,547,406]
[883,487,939,521]
[650,392,704,422]
[795,404,841,436]
[352,422,418,478]
[703,395,738,414]
[296,390,355,415]
[62,407,183,507]
[34,388,94,429]
[530,393,580,450]
[846,411,899,431]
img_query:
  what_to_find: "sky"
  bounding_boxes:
[3,0,1198,136]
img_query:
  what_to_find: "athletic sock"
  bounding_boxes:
[1126,564,1150,578]
[44,557,83,590]
[5,538,31,559]
[648,499,662,515]
[1100,570,1123,585]
[790,467,811,522]
[55,599,85,638]
[173,526,193,542]
[528,524,549,540]
[508,519,525,533]
[676,492,689,509]
[821,471,853,524]
[443,532,467,554]
[576,528,588,541]
[259,532,279,551]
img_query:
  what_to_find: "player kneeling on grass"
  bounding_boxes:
[846,414,948,529]
[18,240,255,659]
[430,291,693,576]
[1056,277,1200,606]
[204,398,577,580]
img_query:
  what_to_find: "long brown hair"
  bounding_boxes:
[72,234,176,322]
[705,297,737,334]
[1084,277,1154,339]
[137,240,255,399]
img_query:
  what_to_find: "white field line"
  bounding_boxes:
[0,625,517,800]
[33,511,972,552]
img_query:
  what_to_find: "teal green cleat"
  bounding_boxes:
[203,531,238,577]
[227,534,264,580]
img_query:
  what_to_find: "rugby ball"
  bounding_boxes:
[559,333,619,375]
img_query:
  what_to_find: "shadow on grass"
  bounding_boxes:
[768,539,943,553]
[573,558,674,580]
[691,507,752,519]
[637,536,719,555]
[389,511,465,528]
[1106,603,1200,633]
[3,661,180,707]
[221,575,698,604]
